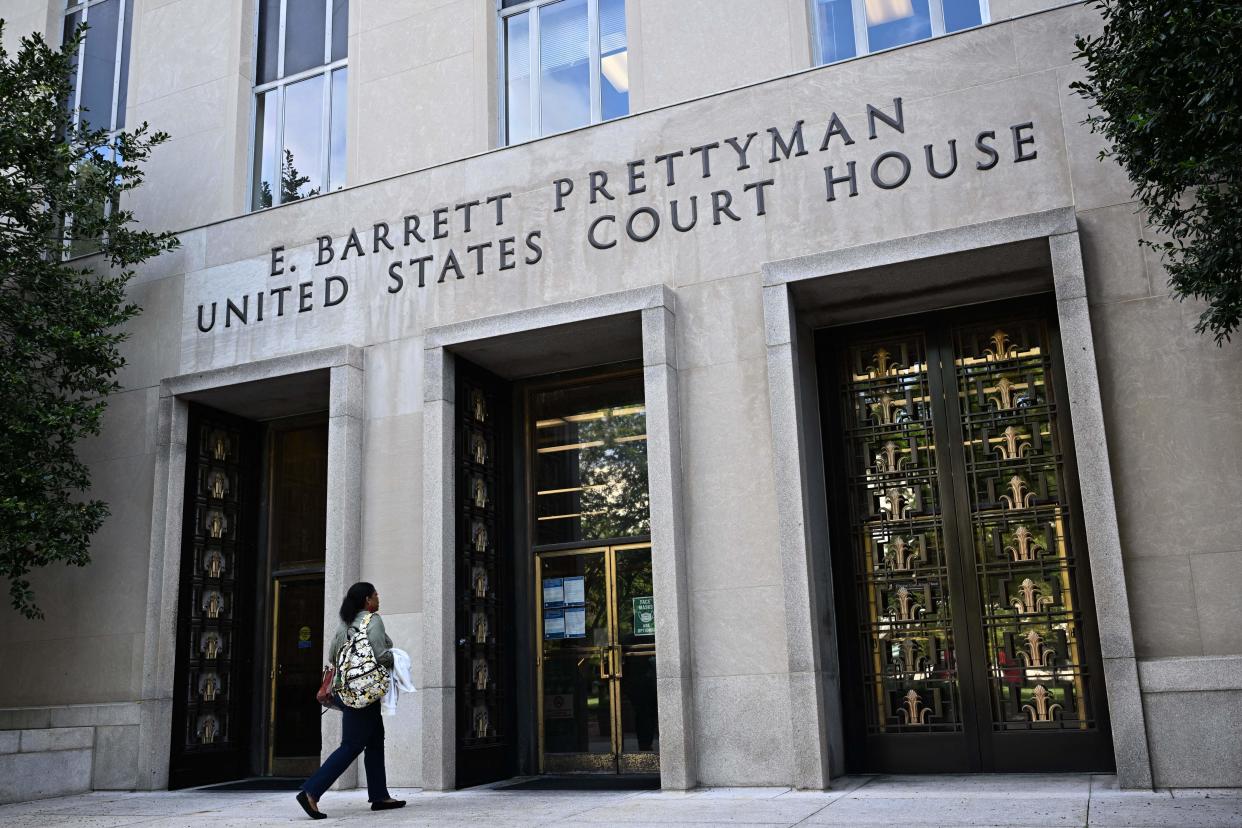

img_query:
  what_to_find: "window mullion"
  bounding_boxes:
[497,14,507,144]
[980,0,991,24]
[72,3,88,129]
[275,84,286,206]
[109,0,125,133]
[930,0,947,37]
[247,91,258,210]
[588,0,601,124]
[322,0,332,66]
[320,67,331,193]
[254,59,346,94]
[529,6,541,138]
[277,0,288,80]
[851,0,869,57]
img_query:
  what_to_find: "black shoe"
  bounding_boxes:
[296,790,327,820]
[371,799,406,811]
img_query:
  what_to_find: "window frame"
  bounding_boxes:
[811,0,990,66]
[498,0,626,147]
[60,0,131,259]
[247,0,349,212]
[62,0,130,135]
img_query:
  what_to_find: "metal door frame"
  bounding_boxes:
[266,572,326,774]
[258,415,329,776]
[535,542,657,774]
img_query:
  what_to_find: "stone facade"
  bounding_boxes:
[1,0,1239,798]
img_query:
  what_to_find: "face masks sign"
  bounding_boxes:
[195,96,1040,334]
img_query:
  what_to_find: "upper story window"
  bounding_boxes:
[812,0,987,65]
[251,0,348,211]
[61,0,132,257]
[501,0,628,145]
[62,0,132,134]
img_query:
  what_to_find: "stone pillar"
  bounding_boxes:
[322,363,365,789]
[1049,230,1154,789]
[641,303,697,790]
[762,283,838,789]
[136,394,189,790]
[419,347,457,790]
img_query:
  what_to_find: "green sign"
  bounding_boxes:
[633,596,655,637]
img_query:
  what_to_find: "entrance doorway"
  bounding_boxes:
[169,405,261,788]
[169,407,328,788]
[264,419,328,776]
[527,370,658,776]
[818,302,1114,773]
[537,544,659,773]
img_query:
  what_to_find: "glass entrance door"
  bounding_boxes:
[821,304,1114,773]
[537,543,658,774]
[269,576,324,776]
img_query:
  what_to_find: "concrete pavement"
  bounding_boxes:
[0,774,1239,826]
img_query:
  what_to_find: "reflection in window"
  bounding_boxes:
[60,0,132,258]
[811,0,988,66]
[531,374,650,547]
[501,0,629,145]
[251,0,349,211]
[62,0,132,133]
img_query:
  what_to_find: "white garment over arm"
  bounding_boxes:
[381,647,416,716]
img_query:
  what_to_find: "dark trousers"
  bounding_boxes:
[302,701,390,802]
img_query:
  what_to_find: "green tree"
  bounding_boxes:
[1072,1,1242,342]
[0,22,179,618]
[256,149,318,209]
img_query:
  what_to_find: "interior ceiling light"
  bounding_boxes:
[865,0,914,24]
[601,52,629,93]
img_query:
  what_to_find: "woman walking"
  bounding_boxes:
[296,582,406,819]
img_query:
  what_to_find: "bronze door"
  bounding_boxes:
[820,303,1114,773]
[455,362,516,789]
[169,405,261,788]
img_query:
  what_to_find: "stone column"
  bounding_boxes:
[642,303,697,790]
[323,363,365,789]
[1049,230,1154,789]
[419,347,456,790]
[136,394,189,790]
[763,283,838,789]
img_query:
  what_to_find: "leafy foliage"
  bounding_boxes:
[0,22,178,618]
[256,148,319,209]
[1072,1,1242,342]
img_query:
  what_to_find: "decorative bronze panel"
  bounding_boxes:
[838,335,963,734]
[169,406,259,788]
[952,321,1097,732]
[455,363,514,787]
[824,304,1113,774]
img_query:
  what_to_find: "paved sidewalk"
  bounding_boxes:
[1,775,1240,827]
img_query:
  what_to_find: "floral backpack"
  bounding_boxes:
[335,612,390,709]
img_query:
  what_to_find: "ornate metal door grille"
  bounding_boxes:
[169,405,260,788]
[839,334,964,736]
[822,305,1113,773]
[455,362,516,787]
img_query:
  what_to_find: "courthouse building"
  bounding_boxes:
[2,0,1241,801]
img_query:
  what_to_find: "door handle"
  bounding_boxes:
[598,649,610,680]
[612,645,623,679]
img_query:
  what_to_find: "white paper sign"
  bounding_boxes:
[543,609,565,638]
[563,575,586,605]
[542,578,564,607]
[565,606,587,638]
